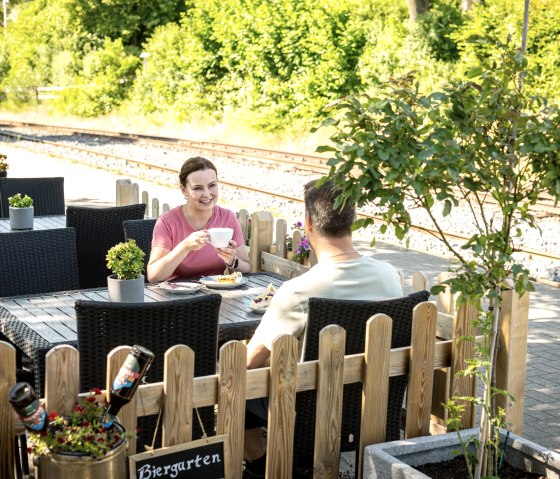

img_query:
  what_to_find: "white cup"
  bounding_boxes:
[207,228,233,248]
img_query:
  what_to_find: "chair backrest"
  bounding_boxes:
[0,177,65,218]
[66,204,146,288]
[295,290,431,464]
[123,218,156,279]
[0,228,79,296]
[75,293,222,449]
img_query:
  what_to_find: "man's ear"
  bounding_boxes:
[304,212,312,233]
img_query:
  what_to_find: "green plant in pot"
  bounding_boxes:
[315,37,560,479]
[0,153,8,177]
[8,193,34,230]
[106,239,146,302]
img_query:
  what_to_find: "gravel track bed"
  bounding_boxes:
[1,130,558,283]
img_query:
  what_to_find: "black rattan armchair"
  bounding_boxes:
[0,227,79,297]
[294,290,430,474]
[123,218,156,279]
[66,203,146,288]
[75,294,222,451]
[0,177,65,218]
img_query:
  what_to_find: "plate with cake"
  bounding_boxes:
[199,271,248,289]
[249,283,276,314]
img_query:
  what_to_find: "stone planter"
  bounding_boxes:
[9,206,34,230]
[107,274,145,302]
[363,428,560,478]
[34,423,128,479]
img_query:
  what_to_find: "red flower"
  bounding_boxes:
[97,438,105,443]
[86,396,96,403]
[82,421,89,427]
[91,387,103,395]
[48,412,58,421]
[73,405,84,413]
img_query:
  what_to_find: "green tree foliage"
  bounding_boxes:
[53,38,140,117]
[0,0,559,130]
[66,0,186,47]
[316,40,560,478]
[131,0,365,129]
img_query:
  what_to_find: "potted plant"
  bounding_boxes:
[106,239,146,302]
[316,33,560,479]
[8,193,34,230]
[29,388,132,478]
[0,153,8,178]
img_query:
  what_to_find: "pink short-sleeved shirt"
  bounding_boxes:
[152,205,245,280]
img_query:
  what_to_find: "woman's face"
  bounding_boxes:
[181,168,219,211]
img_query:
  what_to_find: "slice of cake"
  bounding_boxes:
[250,283,276,311]
[217,271,243,284]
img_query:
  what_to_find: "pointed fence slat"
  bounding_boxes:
[267,335,298,479]
[450,302,478,429]
[163,345,194,446]
[217,341,248,479]
[313,325,346,479]
[0,341,16,479]
[44,345,79,417]
[358,314,392,479]
[405,302,438,439]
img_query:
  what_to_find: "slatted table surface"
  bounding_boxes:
[0,272,285,394]
[0,215,66,232]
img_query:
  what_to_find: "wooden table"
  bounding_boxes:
[0,272,285,394]
[0,215,66,233]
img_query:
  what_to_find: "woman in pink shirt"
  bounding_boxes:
[147,157,251,282]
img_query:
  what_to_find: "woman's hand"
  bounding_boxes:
[216,240,238,266]
[181,230,210,252]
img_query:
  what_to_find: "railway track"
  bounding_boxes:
[1,120,559,267]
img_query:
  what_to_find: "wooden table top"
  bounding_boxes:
[0,215,66,233]
[0,272,286,394]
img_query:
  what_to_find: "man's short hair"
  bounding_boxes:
[304,179,356,238]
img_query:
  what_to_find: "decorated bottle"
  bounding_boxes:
[101,344,154,428]
[8,382,48,433]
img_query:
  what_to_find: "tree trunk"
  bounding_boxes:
[407,0,429,21]
[461,0,485,12]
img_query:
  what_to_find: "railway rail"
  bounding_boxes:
[1,120,559,268]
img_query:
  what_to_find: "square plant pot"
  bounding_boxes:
[363,428,560,479]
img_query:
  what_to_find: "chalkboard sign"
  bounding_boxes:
[129,435,230,479]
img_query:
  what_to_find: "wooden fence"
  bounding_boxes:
[0,285,530,479]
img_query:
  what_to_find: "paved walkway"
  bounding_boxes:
[3,143,559,457]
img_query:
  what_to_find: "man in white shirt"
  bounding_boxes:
[243,179,402,478]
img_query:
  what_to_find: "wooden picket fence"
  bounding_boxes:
[0,283,530,479]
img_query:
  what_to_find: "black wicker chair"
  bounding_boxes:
[294,290,430,474]
[0,227,79,297]
[66,203,146,288]
[0,177,65,218]
[75,294,222,452]
[123,218,156,280]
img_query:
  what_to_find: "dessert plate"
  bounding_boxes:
[199,276,249,289]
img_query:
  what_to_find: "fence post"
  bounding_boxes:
[237,209,250,245]
[405,302,438,439]
[151,198,160,218]
[0,341,16,479]
[106,346,138,455]
[141,191,149,217]
[44,346,79,417]
[267,335,298,479]
[163,345,194,447]
[275,219,287,258]
[314,325,345,479]
[449,302,478,429]
[358,315,392,479]
[495,289,530,435]
[217,341,248,479]
[249,211,274,272]
[116,179,132,206]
